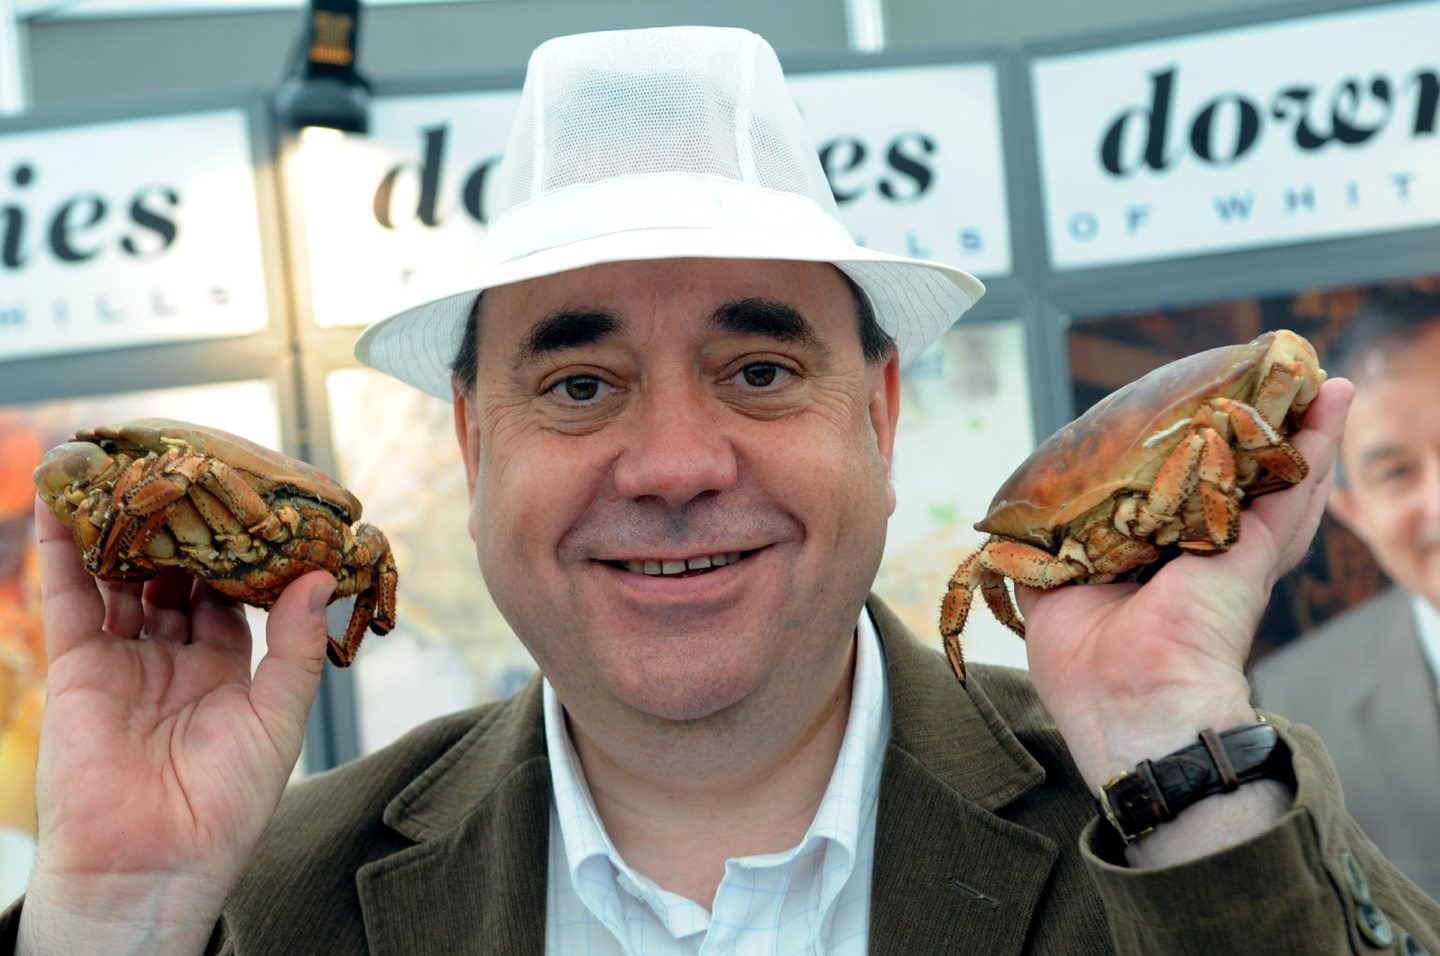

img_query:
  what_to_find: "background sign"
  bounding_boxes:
[296,60,1011,330]
[1032,0,1440,269]
[0,110,272,358]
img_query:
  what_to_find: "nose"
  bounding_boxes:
[1422,453,1440,524]
[612,380,738,508]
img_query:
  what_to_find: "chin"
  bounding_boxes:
[612,662,760,724]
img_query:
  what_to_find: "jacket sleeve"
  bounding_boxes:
[0,897,18,953]
[1080,717,1440,955]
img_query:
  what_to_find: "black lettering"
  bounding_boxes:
[878,133,935,202]
[818,137,867,204]
[121,186,180,257]
[1270,87,1331,150]
[1190,94,1260,165]
[416,125,446,227]
[372,124,449,229]
[1100,67,1176,176]
[1408,68,1439,135]
[1,162,34,269]
[48,194,108,263]
[462,158,500,224]
[1330,78,1391,146]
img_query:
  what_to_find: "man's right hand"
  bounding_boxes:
[17,497,333,956]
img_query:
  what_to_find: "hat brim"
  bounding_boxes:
[354,228,984,400]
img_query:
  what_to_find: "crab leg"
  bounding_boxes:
[940,538,1092,681]
[1213,397,1308,486]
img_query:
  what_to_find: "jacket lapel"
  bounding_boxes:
[356,677,551,956]
[347,601,1060,955]
[1351,593,1440,794]
[868,596,1059,956]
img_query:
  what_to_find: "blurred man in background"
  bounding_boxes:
[1255,288,1440,898]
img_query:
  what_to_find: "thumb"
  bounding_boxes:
[249,570,334,753]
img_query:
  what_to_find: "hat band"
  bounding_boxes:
[482,172,857,268]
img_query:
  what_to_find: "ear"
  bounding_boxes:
[1326,483,1365,541]
[868,353,902,516]
[452,383,482,495]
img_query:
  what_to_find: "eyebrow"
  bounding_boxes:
[709,298,829,356]
[513,310,622,370]
[1356,443,1409,471]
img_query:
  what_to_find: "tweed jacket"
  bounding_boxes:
[4,595,1439,953]
[1254,587,1440,898]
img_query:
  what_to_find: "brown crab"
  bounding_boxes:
[33,418,397,667]
[939,329,1326,682]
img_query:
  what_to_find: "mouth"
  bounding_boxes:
[603,549,760,578]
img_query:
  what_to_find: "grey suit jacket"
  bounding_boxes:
[1254,586,1440,898]
[5,595,1439,953]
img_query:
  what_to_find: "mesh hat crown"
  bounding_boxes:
[355,26,985,399]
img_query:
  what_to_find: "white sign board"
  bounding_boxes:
[1032,0,1440,269]
[788,64,1011,276]
[295,61,1010,330]
[0,110,272,359]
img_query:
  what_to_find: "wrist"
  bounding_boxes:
[1057,687,1258,790]
[19,869,228,956]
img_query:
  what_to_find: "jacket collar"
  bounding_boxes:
[356,675,552,955]
[867,595,1060,956]
[354,596,1058,955]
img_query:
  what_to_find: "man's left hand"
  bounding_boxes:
[1015,376,1353,863]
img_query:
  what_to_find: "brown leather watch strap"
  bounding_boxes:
[1097,721,1292,844]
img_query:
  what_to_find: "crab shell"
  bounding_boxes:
[35,417,395,666]
[975,329,1324,547]
[71,418,364,521]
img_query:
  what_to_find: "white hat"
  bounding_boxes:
[354,26,985,399]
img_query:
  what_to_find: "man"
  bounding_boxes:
[5,27,1438,955]
[1254,288,1440,899]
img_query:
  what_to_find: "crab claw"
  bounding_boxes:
[33,442,116,524]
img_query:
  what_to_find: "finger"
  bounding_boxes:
[189,578,254,662]
[99,578,147,639]
[34,495,107,659]
[249,571,334,755]
[1246,377,1354,572]
[141,567,197,643]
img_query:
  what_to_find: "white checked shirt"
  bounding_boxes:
[1414,595,1440,692]
[543,610,892,956]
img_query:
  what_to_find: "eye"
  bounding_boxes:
[548,375,610,403]
[734,362,791,389]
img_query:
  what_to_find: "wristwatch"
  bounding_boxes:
[1097,720,1292,844]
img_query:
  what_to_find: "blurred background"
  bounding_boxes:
[3,0,1437,899]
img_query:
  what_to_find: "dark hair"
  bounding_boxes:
[1326,287,1440,383]
[448,270,896,393]
[1325,287,1440,489]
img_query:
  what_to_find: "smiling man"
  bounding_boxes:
[8,26,1440,956]
[1255,289,1440,899]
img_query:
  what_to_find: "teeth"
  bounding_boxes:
[622,552,745,575]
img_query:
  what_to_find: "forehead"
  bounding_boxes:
[483,258,855,334]
[1341,326,1440,453]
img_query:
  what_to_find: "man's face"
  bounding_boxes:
[1329,321,1440,609]
[453,258,900,732]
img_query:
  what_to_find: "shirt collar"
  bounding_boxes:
[1412,594,1440,688]
[543,608,891,927]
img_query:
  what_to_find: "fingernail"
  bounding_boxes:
[310,582,337,617]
